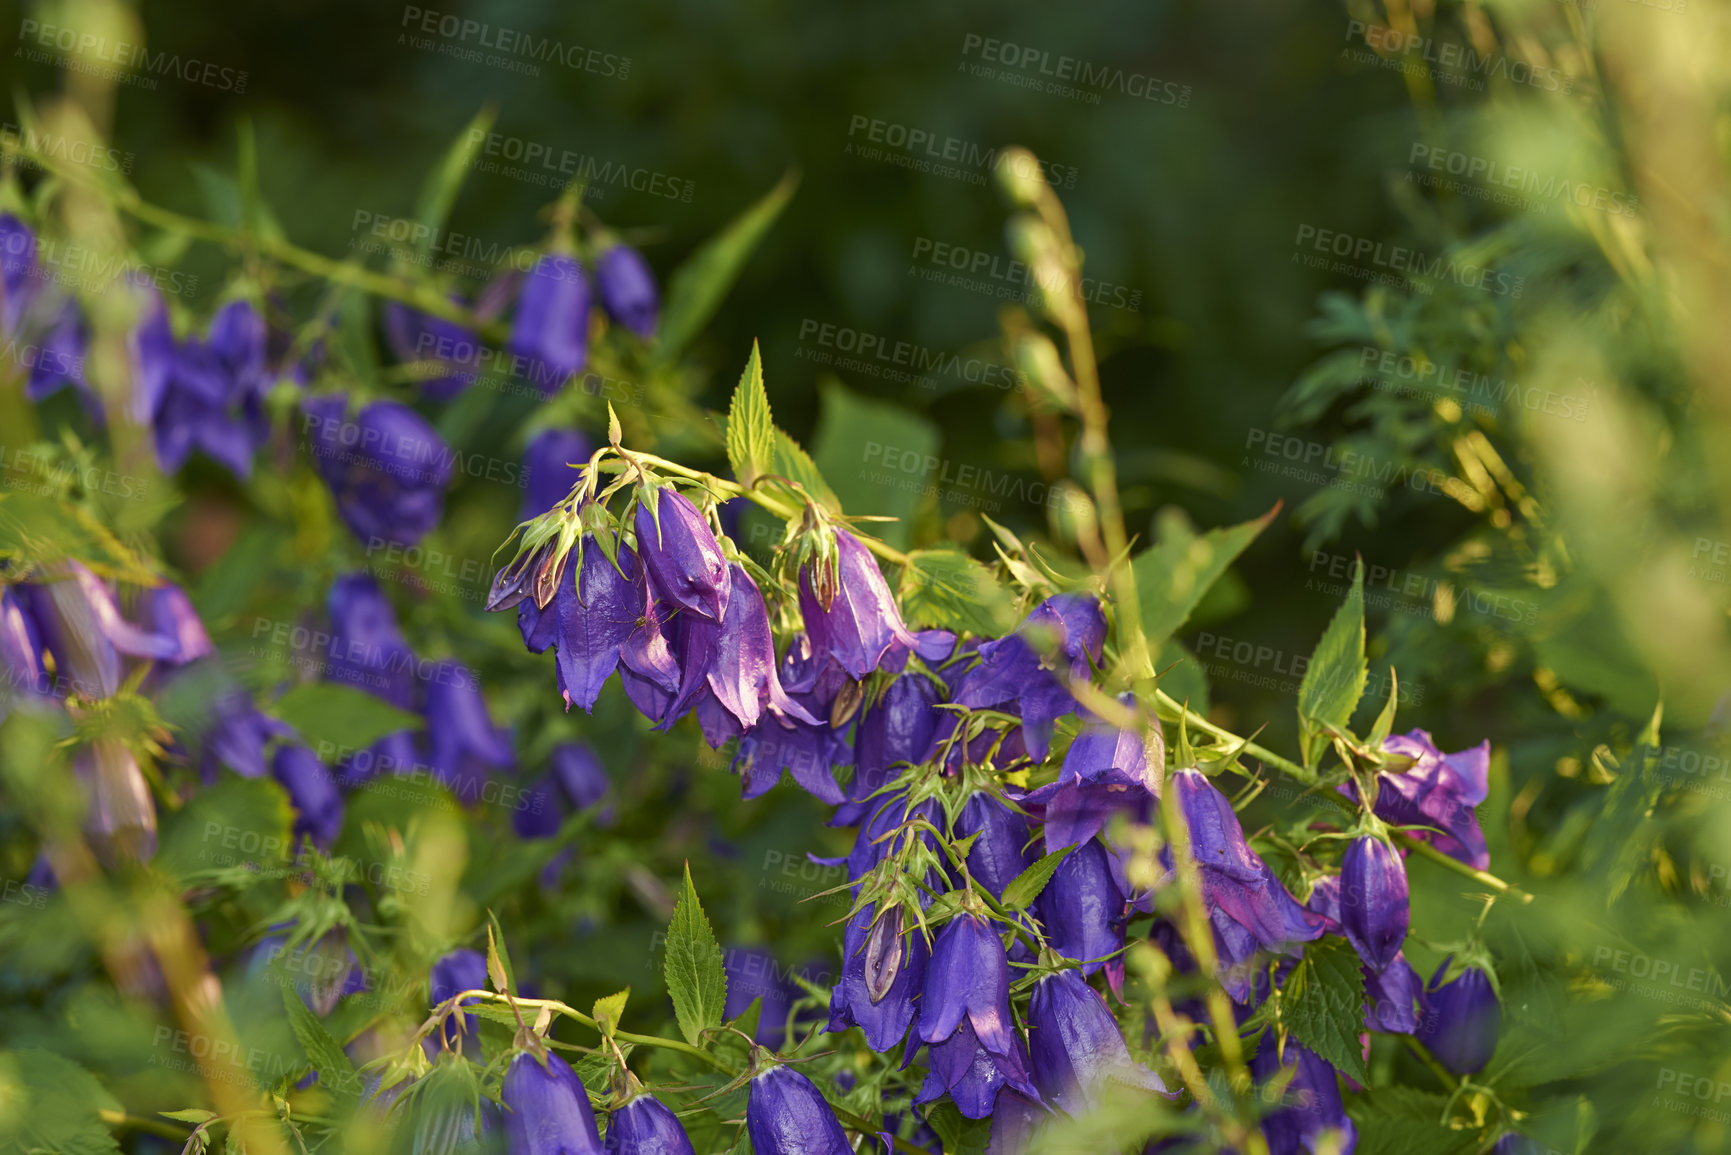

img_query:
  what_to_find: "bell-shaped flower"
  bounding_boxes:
[829,903,928,1053]
[594,245,658,338]
[1036,839,1128,991]
[1304,876,1422,1033]
[951,594,1105,760]
[0,587,49,712]
[633,488,729,623]
[75,739,156,868]
[0,214,40,333]
[1248,1039,1357,1155]
[1356,729,1491,870]
[426,661,514,802]
[733,639,852,803]
[384,296,481,400]
[914,1020,1041,1120]
[1416,958,1499,1074]
[324,573,421,709]
[272,744,343,848]
[429,948,488,1048]
[15,563,195,699]
[502,1049,604,1155]
[986,1089,1050,1155]
[603,1091,693,1154]
[957,792,1035,899]
[1020,706,1161,854]
[522,428,591,519]
[799,528,922,680]
[1339,835,1409,972]
[153,300,272,478]
[835,672,941,827]
[1026,969,1166,1114]
[548,544,676,714]
[919,913,1016,1058]
[303,395,453,547]
[509,253,590,394]
[744,1065,852,1155]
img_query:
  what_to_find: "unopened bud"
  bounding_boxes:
[994,147,1046,208]
[1013,332,1077,410]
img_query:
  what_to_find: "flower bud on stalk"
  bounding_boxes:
[1339,833,1409,972]
[1012,330,1077,411]
[1416,957,1500,1074]
[604,1089,694,1154]
[633,486,730,623]
[594,245,659,339]
[502,1048,604,1154]
[744,1064,852,1155]
[509,253,591,393]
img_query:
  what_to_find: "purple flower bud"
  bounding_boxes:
[603,1093,693,1155]
[551,742,609,811]
[1020,705,1161,854]
[798,528,918,680]
[429,948,488,1047]
[426,661,513,802]
[1027,969,1166,1114]
[509,254,590,393]
[75,739,156,868]
[272,744,343,848]
[920,913,1016,1057]
[595,246,658,338]
[914,1020,1042,1119]
[1249,1039,1356,1155]
[1492,1134,1542,1155]
[0,214,40,333]
[836,672,940,827]
[384,298,481,400]
[1339,836,1408,972]
[327,574,420,709]
[957,792,1035,899]
[502,1049,604,1155]
[523,428,591,520]
[1036,839,1128,989]
[633,489,730,624]
[1360,729,1491,870]
[1416,958,1499,1074]
[830,903,928,1053]
[953,594,1105,760]
[745,1065,852,1155]
[130,584,215,667]
[303,395,453,547]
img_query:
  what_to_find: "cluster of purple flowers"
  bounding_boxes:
[0,214,94,414]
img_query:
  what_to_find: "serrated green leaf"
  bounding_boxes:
[412,106,496,264]
[897,548,1016,637]
[725,342,776,486]
[278,978,362,1110]
[156,775,294,884]
[813,380,938,551]
[1001,844,1078,910]
[664,863,727,1046]
[773,429,839,509]
[1346,1086,1479,1155]
[1133,505,1277,651]
[592,988,630,1036]
[0,1050,122,1154]
[1283,936,1368,1083]
[272,682,422,753]
[1297,559,1366,765]
[655,171,797,364]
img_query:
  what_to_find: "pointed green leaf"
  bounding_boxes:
[654,171,797,364]
[486,910,517,993]
[664,863,727,1046]
[412,106,497,264]
[592,988,630,1037]
[773,428,839,509]
[725,342,776,486]
[897,548,1017,637]
[1000,843,1078,910]
[1282,936,1368,1083]
[1133,505,1278,650]
[1298,559,1367,764]
[279,977,362,1109]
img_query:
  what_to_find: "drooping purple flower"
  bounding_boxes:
[302,395,453,548]
[986,1089,1050,1155]
[1416,958,1500,1074]
[957,792,1036,899]
[384,297,482,401]
[1026,969,1166,1114]
[594,245,658,338]
[952,594,1106,760]
[192,684,285,781]
[835,672,941,827]
[509,253,589,394]
[745,1065,851,1155]
[429,948,488,1048]
[734,639,851,803]
[0,587,49,712]
[1020,705,1162,853]
[150,300,273,478]
[0,214,38,333]
[1355,729,1492,870]
[1249,1039,1356,1155]
[603,1092,694,1155]
[799,528,920,680]
[633,488,729,624]
[75,738,156,868]
[502,1049,604,1155]
[272,744,343,848]
[523,428,592,519]
[425,661,514,803]
[829,903,928,1053]
[13,563,197,699]
[326,574,419,709]
[550,544,679,715]
[919,913,1016,1057]
[24,299,92,410]
[130,584,215,667]
[1363,951,1423,1034]
[915,1019,1042,1120]
[1036,839,1129,991]
[1339,835,1409,972]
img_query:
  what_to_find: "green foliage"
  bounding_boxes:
[279,976,363,1110]
[271,683,423,752]
[0,1049,122,1154]
[663,864,727,1046]
[814,380,939,550]
[1132,505,1276,651]
[896,546,1016,636]
[1281,936,1368,1083]
[725,342,776,486]
[1000,844,1076,910]
[1297,559,1366,766]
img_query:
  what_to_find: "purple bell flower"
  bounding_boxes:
[986,1090,1050,1155]
[14,563,194,699]
[798,528,921,681]
[326,574,420,709]
[151,300,272,478]
[594,245,658,338]
[835,672,941,827]
[193,684,285,780]
[523,428,591,519]
[550,544,680,714]
[0,217,96,416]
[603,1093,693,1155]
[0,214,38,333]
[547,742,610,814]
[1416,958,1499,1074]
[1357,729,1492,870]
[272,744,343,848]
[384,297,482,401]
[1020,705,1161,853]
[734,640,852,803]
[952,594,1105,760]
[302,395,453,548]
[1036,839,1128,991]
[915,1020,1042,1120]
[1026,969,1166,1114]
[426,661,513,803]
[1249,1039,1357,1155]
[24,299,92,410]
[0,587,49,712]
[745,1065,852,1155]
[829,903,928,1053]
[509,253,589,394]
[957,792,1035,899]
[75,738,156,868]
[919,913,1016,1058]
[1305,877,1423,1033]
[633,488,730,624]
[502,1049,604,1155]
[429,948,488,1047]
[1339,835,1409,972]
